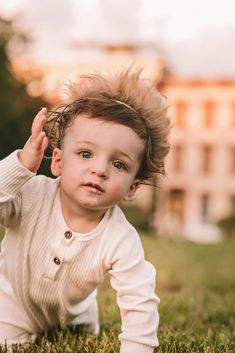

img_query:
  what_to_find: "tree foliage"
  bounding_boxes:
[217,213,235,240]
[0,18,46,159]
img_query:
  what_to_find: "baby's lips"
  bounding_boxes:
[83,182,104,193]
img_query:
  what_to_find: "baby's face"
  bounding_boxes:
[51,114,144,217]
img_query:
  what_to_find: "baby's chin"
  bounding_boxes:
[79,196,106,211]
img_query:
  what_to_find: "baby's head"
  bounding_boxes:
[45,69,170,184]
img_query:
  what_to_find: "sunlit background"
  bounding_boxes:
[1,0,235,243]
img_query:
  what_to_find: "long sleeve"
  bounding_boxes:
[0,150,35,227]
[108,226,160,353]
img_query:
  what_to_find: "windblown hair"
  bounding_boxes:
[45,69,170,183]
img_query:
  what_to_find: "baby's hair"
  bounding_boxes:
[45,68,170,183]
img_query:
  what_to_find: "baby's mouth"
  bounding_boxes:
[83,182,104,194]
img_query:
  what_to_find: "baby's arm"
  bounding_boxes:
[108,230,159,353]
[18,108,49,172]
[0,108,48,226]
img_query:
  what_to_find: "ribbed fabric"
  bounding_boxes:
[121,340,155,353]
[0,151,160,353]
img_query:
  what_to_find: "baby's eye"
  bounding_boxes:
[113,161,126,170]
[79,151,92,159]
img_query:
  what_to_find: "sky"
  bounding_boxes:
[0,0,235,78]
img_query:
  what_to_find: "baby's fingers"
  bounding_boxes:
[31,131,48,151]
[41,133,49,151]
[31,108,47,141]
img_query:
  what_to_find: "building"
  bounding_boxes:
[11,46,235,242]
[154,79,235,242]
[11,43,165,104]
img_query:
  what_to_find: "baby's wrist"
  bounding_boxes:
[18,150,37,173]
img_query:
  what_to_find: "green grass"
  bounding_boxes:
[0,229,235,352]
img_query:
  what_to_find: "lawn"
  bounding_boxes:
[0,229,234,352]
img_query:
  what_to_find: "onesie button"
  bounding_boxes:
[64,230,72,239]
[53,256,61,265]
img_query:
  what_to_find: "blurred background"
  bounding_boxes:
[1,0,235,243]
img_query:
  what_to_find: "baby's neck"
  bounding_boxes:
[67,213,105,233]
[61,204,105,233]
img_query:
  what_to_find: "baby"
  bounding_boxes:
[0,69,170,353]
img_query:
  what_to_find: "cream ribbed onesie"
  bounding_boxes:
[0,151,160,353]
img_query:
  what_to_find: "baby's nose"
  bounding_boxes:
[90,162,108,178]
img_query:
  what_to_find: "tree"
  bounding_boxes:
[0,18,46,159]
[217,214,235,241]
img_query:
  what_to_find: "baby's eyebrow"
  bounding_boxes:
[75,140,95,146]
[112,150,136,163]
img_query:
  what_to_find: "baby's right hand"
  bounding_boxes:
[18,108,49,172]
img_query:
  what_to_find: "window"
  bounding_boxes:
[174,101,187,128]
[173,145,183,173]
[230,147,235,173]
[201,194,210,222]
[230,195,235,214]
[203,101,215,127]
[201,145,212,174]
[169,189,185,225]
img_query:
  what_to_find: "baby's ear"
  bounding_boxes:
[123,180,140,201]
[51,148,62,177]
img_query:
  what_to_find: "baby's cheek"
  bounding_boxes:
[111,180,130,198]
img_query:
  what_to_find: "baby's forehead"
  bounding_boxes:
[64,115,145,150]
